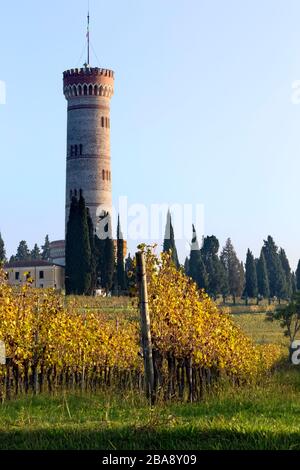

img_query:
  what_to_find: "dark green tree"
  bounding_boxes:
[116,215,126,294]
[219,259,229,303]
[65,196,80,294]
[0,232,6,263]
[65,192,92,295]
[244,249,258,304]
[201,235,224,299]
[184,256,189,275]
[87,208,97,294]
[41,235,51,261]
[256,250,270,302]
[95,212,115,293]
[15,241,30,261]
[188,225,208,290]
[220,238,244,304]
[163,210,179,268]
[31,243,41,260]
[292,272,297,296]
[262,236,286,302]
[76,191,92,295]
[279,248,292,300]
[125,253,134,295]
[296,260,300,291]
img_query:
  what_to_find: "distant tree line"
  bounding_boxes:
[1,205,300,303]
[0,234,51,264]
[164,214,300,305]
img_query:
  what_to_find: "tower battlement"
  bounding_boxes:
[64,67,114,78]
[63,67,114,99]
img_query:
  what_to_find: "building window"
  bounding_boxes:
[39,271,44,279]
[101,116,104,127]
[102,169,105,180]
[89,84,93,95]
[78,85,82,96]
[74,144,78,156]
[15,272,19,281]
[79,144,83,156]
[40,284,44,288]
[84,85,88,95]
[70,145,75,157]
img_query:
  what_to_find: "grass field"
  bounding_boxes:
[0,306,297,450]
[0,367,299,450]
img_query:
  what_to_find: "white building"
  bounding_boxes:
[5,260,65,290]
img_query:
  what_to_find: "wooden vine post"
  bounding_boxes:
[135,251,155,404]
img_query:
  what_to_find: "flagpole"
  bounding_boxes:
[87,10,90,66]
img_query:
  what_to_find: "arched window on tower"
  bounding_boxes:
[83,85,88,96]
[78,85,82,96]
[94,85,98,95]
[101,116,104,127]
[102,169,105,180]
[89,84,93,95]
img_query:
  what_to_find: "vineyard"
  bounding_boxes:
[0,249,285,402]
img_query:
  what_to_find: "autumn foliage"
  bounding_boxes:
[0,251,283,400]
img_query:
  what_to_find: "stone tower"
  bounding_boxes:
[63,65,114,235]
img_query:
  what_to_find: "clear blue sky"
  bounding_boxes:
[0,0,300,268]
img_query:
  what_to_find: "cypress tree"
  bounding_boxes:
[220,238,244,304]
[31,244,41,260]
[116,215,126,293]
[77,191,92,295]
[188,225,208,290]
[65,195,80,294]
[296,260,300,291]
[244,249,258,304]
[41,235,51,261]
[15,241,30,261]
[262,236,287,302]
[201,235,224,300]
[65,192,92,295]
[0,233,6,263]
[219,259,229,303]
[291,272,297,295]
[279,248,292,299]
[125,253,134,294]
[256,250,270,301]
[184,257,189,275]
[87,208,97,294]
[163,210,179,268]
[95,212,115,293]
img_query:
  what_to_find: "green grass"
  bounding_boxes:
[233,313,289,347]
[0,367,299,450]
